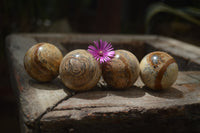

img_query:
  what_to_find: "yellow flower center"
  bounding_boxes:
[99,50,103,56]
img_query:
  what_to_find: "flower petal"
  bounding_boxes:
[105,43,113,50]
[103,41,109,49]
[100,58,104,64]
[93,41,99,49]
[88,49,94,53]
[107,51,115,57]
[99,40,104,50]
[88,45,97,51]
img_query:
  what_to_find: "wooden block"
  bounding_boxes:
[175,71,200,85]
[6,34,71,133]
[6,34,200,133]
[40,75,200,132]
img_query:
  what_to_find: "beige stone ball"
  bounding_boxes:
[140,51,178,90]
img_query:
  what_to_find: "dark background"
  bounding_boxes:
[0,0,200,132]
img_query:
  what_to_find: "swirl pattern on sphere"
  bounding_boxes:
[59,49,102,91]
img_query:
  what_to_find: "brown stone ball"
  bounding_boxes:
[102,50,140,89]
[24,43,63,82]
[59,49,102,91]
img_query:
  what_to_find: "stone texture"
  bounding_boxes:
[102,50,140,89]
[24,43,63,82]
[59,49,102,91]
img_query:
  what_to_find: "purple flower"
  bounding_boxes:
[88,40,115,64]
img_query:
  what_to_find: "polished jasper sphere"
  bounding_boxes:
[102,50,140,89]
[59,49,102,91]
[24,43,63,82]
[140,51,178,90]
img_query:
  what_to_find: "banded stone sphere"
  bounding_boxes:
[59,49,102,91]
[24,43,63,82]
[102,50,140,89]
[140,51,178,90]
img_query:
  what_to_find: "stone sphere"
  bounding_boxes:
[140,51,178,90]
[24,43,63,82]
[59,49,102,91]
[102,50,140,89]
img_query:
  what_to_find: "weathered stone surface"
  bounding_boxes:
[6,34,200,133]
[40,71,200,132]
[46,72,199,111]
